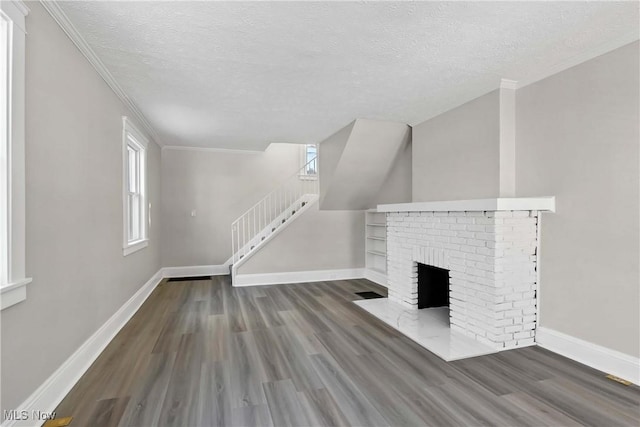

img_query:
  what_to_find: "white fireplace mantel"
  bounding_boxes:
[377,196,555,213]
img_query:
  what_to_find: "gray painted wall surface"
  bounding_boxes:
[1,3,162,412]
[320,119,411,210]
[374,129,412,206]
[318,122,353,206]
[236,203,365,274]
[516,41,640,357]
[161,144,300,266]
[412,90,500,201]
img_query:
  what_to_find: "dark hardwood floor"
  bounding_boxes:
[54,276,640,426]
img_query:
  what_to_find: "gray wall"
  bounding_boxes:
[412,90,500,201]
[320,119,411,210]
[318,122,353,206]
[516,41,640,357]
[1,2,162,413]
[375,129,412,206]
[161,144,300,266]
[236,203,365,274]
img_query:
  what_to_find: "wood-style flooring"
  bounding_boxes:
[54,276,640,426]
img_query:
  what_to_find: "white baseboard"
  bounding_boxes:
[162,264,228,278]
[536,326,640,385]
[234,268,366,287]
[2,269,164,427]
[364,269,387,288]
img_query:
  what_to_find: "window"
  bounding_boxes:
[300,144,318,179]
[1,1,30,310]
[122,117,148,256]
[1,10,9,288]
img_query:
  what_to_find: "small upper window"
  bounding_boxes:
[122,117,148,256]
[305,144,317,175]
[300,144,317,180]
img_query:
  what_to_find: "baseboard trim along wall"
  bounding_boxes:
[162,264,228,278]
[2,269,164,427]
[536,326,640,385]
[234,268,366,287]
[364,268,388,288]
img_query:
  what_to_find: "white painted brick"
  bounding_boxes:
[385,207,538,350]
[517,337,535,346]
[475,232,494,241]
[504,324,523,333]
[467,240,487,248]
[487,211,513,218]
[514,331,533,340]
[457,217,475,224]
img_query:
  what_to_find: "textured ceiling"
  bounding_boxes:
[58,1,639,150]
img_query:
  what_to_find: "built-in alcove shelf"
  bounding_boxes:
[366,250,386,257]
[365,210,387,277]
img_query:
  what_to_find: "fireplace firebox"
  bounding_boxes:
[417,263,450,309]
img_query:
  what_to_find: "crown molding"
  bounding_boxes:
[161,145,264,155]
[39,1,163,146]
[10,0,30,16]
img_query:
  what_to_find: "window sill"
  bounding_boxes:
[1,277,32,310]
[123,239,149,256]
[298,174,318,181]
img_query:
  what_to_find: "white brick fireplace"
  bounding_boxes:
[356,197,555,359]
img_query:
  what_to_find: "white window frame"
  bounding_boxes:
[299,144,318,181]
[0,1,30,311]
[122,117,149,256]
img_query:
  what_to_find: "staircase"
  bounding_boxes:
[230,157,319,284]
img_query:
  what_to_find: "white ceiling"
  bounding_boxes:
[58,1,639,150]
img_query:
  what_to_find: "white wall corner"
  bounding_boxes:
[499,79,517,197]
[537,326,640,385]
[364,268,387,288]
[1,269,164,427]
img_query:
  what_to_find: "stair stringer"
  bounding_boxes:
[230,195,319,285]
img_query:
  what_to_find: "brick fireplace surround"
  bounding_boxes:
[378,198,555,352]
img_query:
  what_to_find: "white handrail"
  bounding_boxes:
[231,156,318,266]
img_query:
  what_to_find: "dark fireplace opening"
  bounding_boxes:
[417,263,450,309]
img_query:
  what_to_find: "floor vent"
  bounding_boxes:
[167,276,212,282]
[355,291,384,299]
